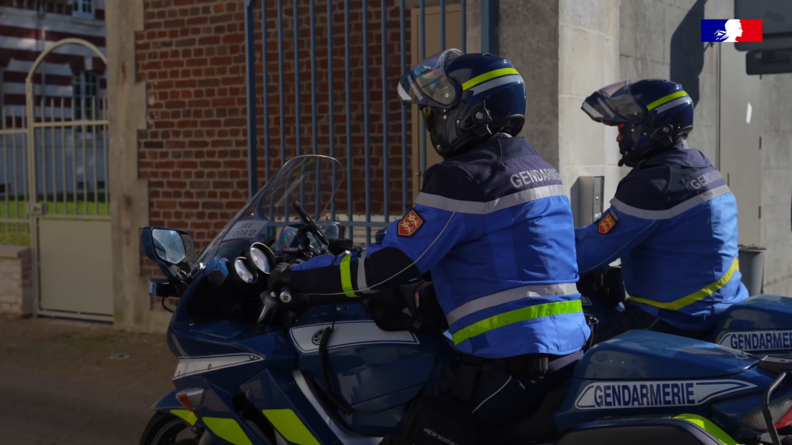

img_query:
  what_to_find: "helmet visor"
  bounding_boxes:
[397,49,463,108]
[581,79,645,125]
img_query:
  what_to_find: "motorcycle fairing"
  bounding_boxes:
[574,331,758,380]
[289,304,454,436]
[555,416,733,445]
[555,331,790,441]
[715,295,792,355]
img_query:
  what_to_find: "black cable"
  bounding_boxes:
[318,326,353,415]
[161,296,174,313]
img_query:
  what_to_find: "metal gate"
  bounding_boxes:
[0,39,112,321]
[243,0,468,244]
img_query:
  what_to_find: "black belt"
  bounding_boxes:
[452,350,584,402]
[492,349,583,376]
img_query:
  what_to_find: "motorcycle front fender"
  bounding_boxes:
[150,389,199,427]
[151,388,182,412]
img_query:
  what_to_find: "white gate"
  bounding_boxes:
[0,39,112,321]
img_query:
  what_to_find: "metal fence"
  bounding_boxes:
[0,108,30,246]
[243,0,470,244]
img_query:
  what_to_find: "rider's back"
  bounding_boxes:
[417,134,590,359]
[611,147,749,331]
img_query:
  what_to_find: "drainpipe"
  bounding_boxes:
[243,0,258,198]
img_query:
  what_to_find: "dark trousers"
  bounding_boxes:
[594,304,713,343]
[386,350,581,444]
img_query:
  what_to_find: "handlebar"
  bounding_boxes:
[257,287,307,324]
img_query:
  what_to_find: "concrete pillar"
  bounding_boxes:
[490,0,620,226]
[496,0,560,167]
[557,0,621,226]
[106,0,171,332]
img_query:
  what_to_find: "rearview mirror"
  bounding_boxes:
[316,221,342,240]
[141,226,194,278]
[375,228,387,245]
[152,229,187,265]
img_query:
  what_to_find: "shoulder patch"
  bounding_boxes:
[598,211,619,234]
[397,209,424,237]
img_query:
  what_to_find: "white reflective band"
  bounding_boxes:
[654,96,692,114]
[446,282,580,326]
[582,101,602,118]
[301,213,457,297]
[397,82,411,101]
[611,185,731,220]
[356,250,375,294]
[470,74,524,96]
[415,184,566,215]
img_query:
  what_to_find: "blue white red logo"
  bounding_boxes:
[701,20,763,43]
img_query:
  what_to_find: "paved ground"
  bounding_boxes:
[0,317,176,445]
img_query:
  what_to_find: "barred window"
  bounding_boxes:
[73,71,98,123]
[72,0,93,18]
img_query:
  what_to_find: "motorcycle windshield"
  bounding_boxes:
[194,155,345,268]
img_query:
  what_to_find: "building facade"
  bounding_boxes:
[0,0,110,320]
[106,0,792,330]
[0,0,107,210]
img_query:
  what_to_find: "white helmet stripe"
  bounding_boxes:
[654,96,693,114]
[469,74,524,96]
[397,82,411,101]
[582,101,603,118]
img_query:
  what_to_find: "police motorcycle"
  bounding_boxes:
[140,155,792,445]
[572,267,792,358]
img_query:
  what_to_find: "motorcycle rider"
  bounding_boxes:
[269,50,590,443]
[575,79,749,343]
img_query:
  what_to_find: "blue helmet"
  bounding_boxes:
[581,79,694,166]
[398,49,526,159]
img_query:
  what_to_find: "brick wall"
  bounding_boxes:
[136,0,414,276]
[0,246,33,317]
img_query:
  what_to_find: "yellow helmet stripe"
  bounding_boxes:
[461,68,520,91]
[646,90,689,111]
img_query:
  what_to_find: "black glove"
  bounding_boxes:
[576,267,606,297]
[577,266,626,307]
[268,262,292,292]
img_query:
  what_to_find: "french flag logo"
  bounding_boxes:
[701,19,763,42]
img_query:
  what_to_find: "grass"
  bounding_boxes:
[0,194,110,246]
[0,230,31,246]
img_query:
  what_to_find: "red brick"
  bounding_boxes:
[164,18,186,28]
[209,56,233,66]
[138,0,414,278]
[164,100,186,109]
[179,201,200,209]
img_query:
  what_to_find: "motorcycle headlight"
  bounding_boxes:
[234,258,256,284]
[249,243,273,274]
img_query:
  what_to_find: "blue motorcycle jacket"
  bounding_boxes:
[290,134,590,359]
[576,142,749,332]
